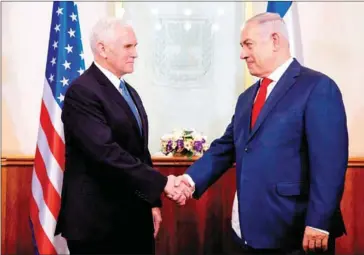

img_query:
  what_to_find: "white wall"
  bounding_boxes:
[122,2,244,154]
[2,2,364,157]
[297,2,364,157]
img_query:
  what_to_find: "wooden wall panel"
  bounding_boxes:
[1,156,363,255]
[336,159,364,255]
[153,157,364,255]
[1,157,34,255]
[153,164,236,255]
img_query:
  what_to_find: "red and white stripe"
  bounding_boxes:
[30,79,69,255]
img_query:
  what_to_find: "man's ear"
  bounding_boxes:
[271,33,280,52]
[97,42,107,59]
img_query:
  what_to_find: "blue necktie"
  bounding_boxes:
[119,80,142,134]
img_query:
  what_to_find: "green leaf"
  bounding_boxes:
[186,151,194,159]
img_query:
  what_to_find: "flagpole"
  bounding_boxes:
[114,1,125,18]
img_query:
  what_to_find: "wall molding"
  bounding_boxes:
[1,156,34,166]
[2,155,364,167]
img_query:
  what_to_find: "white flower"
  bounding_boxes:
[203,143,210,151]
[184,139,193,151]
[195,151,203,156]
[161,134,173,141]
[161,147,168,154]
[172,141,177,149]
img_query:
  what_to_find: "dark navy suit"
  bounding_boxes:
[55,63,167,254]
[186,59,348,251]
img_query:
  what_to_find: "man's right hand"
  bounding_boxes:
[174,175,195,193]
[164,175,193,206]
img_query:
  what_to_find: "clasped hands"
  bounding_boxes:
[164,175,194,205]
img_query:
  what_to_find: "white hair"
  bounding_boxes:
[89,17,128,55]
[245,12,289,41]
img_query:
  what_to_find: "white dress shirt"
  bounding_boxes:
[185,57,329,241]
[94,61,125,93]
[94,61,142,133]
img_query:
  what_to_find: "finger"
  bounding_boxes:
[182,187,191,199]
[176,177,191,188]
[172,190,183,200]
[182,179,192,187]
[154,227,158,238]
[302,235,309,252]
[173,187,182,195]
[308,239,315,251]
[184,185,194,198]
[154,223,160,238]
[175,194,186,206]
[153,221,157,237]
[177,199,186,206]
[177,194,186,205]
[173,194,185,203]
[169,192,180,201]
[322,236,329,251]
[315,239,322,251]
[166,192,175,200]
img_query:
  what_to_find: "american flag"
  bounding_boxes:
[29,2,85,254]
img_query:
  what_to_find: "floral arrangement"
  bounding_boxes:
[160,129,210,157]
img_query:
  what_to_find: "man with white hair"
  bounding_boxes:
[174,12,348,254]
[55,17,190,254]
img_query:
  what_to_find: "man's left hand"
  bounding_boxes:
[152,207,162,238]
[302,226,329,253]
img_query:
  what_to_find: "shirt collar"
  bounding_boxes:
[264,57,294,83]
[94,61,124,90]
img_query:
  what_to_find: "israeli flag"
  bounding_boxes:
[267,1,304,63]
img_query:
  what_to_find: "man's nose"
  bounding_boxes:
[240,48,248,60]
[132,47,138,58]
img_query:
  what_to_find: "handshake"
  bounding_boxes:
[164,175,195,206]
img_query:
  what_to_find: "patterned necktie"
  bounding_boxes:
[251,78,273,129]
[119,80,142,134]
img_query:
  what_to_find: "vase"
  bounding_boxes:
[173,152,184,157]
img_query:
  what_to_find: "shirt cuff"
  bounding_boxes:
[183,174,195,186]
[308,226,329,235]
[183,174,196,194]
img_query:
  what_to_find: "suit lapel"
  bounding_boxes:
[247,59,301,142]
[243,81,260,142]
[89,63,142,138]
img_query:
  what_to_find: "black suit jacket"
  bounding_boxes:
[55,63,167,241]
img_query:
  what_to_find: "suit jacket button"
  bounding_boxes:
[245,148,249,152]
